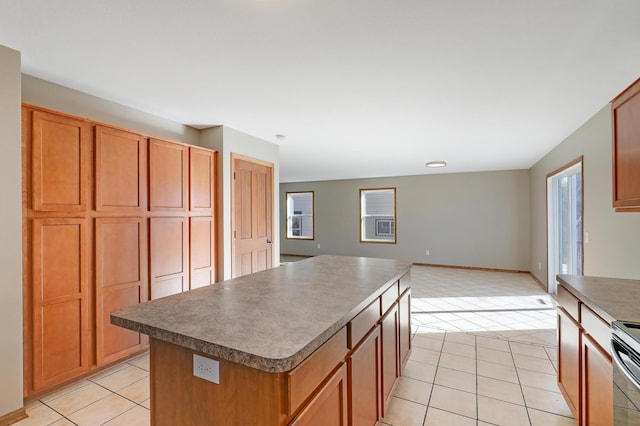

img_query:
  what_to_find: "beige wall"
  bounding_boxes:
[0,45,24,417]
[22,75,200,145]
[530,105,640,286]
[200,126,280,280]
[281,170,531,271]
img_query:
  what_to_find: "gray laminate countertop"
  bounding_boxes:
[111,255,412,372]
[557,274,640,324]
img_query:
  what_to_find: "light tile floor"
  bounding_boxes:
[17,265,574,425]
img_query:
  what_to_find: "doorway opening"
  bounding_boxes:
[547,157,583,294]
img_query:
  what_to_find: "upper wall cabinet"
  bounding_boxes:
[612,77,640,211]
[32,111,90,212]
[149,138,188,212]
[190,147,215,214]
[95,125,147,212]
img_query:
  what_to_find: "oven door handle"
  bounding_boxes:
[612,337,640,390]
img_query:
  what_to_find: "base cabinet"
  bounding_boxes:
[557,284,613,425]
[398,289,411,374]
[348,327,381,425]
[381,303,399,415]
[290,364,348,426]
[557,307,582,419]
[582,334,613,425]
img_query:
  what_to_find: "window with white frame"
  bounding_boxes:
[360,188,396,243]
[286,191,314,239]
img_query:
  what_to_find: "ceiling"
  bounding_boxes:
[2,1,640,183]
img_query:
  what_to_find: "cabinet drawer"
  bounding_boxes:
[558,285,580,321]
[288,327,347,415]
[581,305,611,352]
[349,299,380,349]
[381,282,399,314]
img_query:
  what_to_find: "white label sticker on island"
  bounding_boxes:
[193,354,220,384]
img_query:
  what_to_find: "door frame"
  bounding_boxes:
[230,153,275,277]
[546,156,584,294]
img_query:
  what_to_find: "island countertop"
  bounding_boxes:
[557,274,640,324]
[111,255,412,373]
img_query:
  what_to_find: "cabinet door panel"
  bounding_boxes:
[290,363,348,426]
[348,327,381,425]
[557,307,581,420]
[32,111,89,211]
[190,147,215,213]
[32,218,89,391]
[150,217,188,299]
[149,139,188,211]
[582,334,612,425]
[380,303,399,415]
[95,125,146,211]
[95,217,148,365]
[613,79,640,208]
[398,289,411,374]
[190,216,215,289]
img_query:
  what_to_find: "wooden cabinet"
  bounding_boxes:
[31,110,89,212]
[612,77,640,211]
[582,334,613,425]
[95,125,146,212]
[381,303,399,415]
[557,284,613,425]
[398,289,411,374]
[149,138,188,212]
[23,105,218,396]
[190,147,215,213]
[95,217,148,366]
[557,306,582,419]
[348,326,381,425]
[31,218,90,391]
[189,216,216,289]
[290,363,348,426]
[150,217,189,299]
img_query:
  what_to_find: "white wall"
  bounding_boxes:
[0,45,24,418]
[530,105,640,286]
[281,170,531,271]
[22,75,200,145]
[200,126,280,280]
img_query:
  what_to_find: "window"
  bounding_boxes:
[286,191,314,239]
[360,188,396,243]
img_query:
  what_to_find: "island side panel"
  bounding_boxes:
[150,338,288,426]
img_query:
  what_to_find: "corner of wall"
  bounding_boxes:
[0,43,24,417]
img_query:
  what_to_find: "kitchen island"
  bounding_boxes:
[111,255,412,425]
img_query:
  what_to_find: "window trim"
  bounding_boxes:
[286,191,315,240]
[359,187,397,244]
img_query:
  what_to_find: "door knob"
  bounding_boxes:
[267,239,272,244]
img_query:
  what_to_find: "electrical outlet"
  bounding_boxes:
[425,249,430,256]
[538,262,542,270]
[193,354,219,384]
[317,244,321,249]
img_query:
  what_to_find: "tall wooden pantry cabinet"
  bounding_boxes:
[22,105,217,397]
